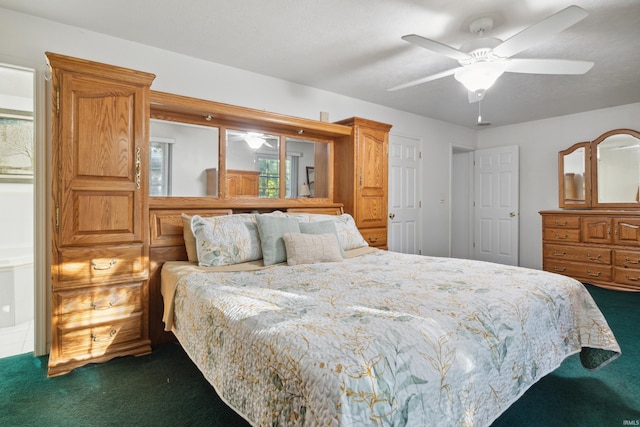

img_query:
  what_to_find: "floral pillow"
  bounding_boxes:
[191,214,262,267]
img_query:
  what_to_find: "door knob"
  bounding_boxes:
[389,213,395,219]
[510,212,517,217]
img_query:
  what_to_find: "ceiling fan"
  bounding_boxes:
[388,5,593,103]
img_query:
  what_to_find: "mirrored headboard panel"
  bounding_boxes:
[148,90,351,208]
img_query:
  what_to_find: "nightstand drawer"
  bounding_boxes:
[58,245,146,286]
[360,227,387,247]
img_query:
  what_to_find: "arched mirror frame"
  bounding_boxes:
[559,128,640,210]
[558,141,591,209]
[591,128,640,209]
[147,90,352,210]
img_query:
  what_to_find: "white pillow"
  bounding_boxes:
[280,212,368,251]
[282,232,343,266]
[191,214,262,266]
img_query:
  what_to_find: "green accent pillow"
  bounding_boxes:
[255,214,301,265]
[299,220,345,257]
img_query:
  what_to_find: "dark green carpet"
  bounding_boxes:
[1,285,638,427]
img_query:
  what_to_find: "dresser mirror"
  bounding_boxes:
[558,128,640,209]
[592,129,640,207]
[149,119,220,197]
[558,142,590,208]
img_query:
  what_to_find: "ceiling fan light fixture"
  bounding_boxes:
[454,62,506,92]
[244,132,266,150]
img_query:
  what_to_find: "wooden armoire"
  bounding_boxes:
[334,117,392,249]
[47,53,155,376]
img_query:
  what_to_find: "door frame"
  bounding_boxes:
[0,56,49,356]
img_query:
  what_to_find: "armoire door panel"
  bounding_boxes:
[62,73,140,182]
[357,196,386,226]
[60,191,140,246]
[75,94,134,179]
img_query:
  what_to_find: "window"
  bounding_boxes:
[149,138,173,196]
[257,155,279,198]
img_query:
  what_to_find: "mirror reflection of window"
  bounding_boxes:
[149,119,219,197]
[149,138,172,196]
[597,134,640,203]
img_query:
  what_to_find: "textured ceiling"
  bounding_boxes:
[1,0,639,128]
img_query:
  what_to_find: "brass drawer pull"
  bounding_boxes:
[91,260,117,270]
[91,301,114,310]
[586,270,601,277]
[552,251,566,256]
[91,329,116,342]
[368,236,379,243]
[554,221,568,226]
[586,253,601,261]
[554,233,569,239]
[553,266,567,272]
[625,274,640,282]
[624,257,640,265]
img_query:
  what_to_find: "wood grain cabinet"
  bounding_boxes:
[334,117,392,248]
[226,169,260,196]
[47,52,155,376]
[541,211,640,291]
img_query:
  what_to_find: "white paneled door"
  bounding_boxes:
[473,145,519,265]
[388,134,421,254]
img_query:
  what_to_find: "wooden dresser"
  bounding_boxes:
[541,210,640,291]
[334,117,392,249]
[47,53,156,376]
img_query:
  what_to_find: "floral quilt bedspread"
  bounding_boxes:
[163,250,620,427]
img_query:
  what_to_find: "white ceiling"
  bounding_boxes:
[2,0,639,128]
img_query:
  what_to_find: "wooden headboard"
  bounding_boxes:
[148,202,344,345]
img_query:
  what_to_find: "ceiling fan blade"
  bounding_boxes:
[402,34,471,62]
[388,67,462,91]
[493,5,588,58]
[505,58,594,74]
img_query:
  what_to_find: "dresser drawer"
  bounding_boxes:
[543,244,611,265]
[614,250,640,268]
[58,245,146,286]
[55,283,144,326]
[360,227,387,247]
[542,215,580,229]
[545,260,612,282]
[56,313,144,360]
[613,268,640,288]
[543,228,581,243]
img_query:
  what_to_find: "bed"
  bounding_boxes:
[160,211,620,427]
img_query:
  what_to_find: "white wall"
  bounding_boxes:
[1,7,635,267]
[477,102,640,269]
[0,7,476,258]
